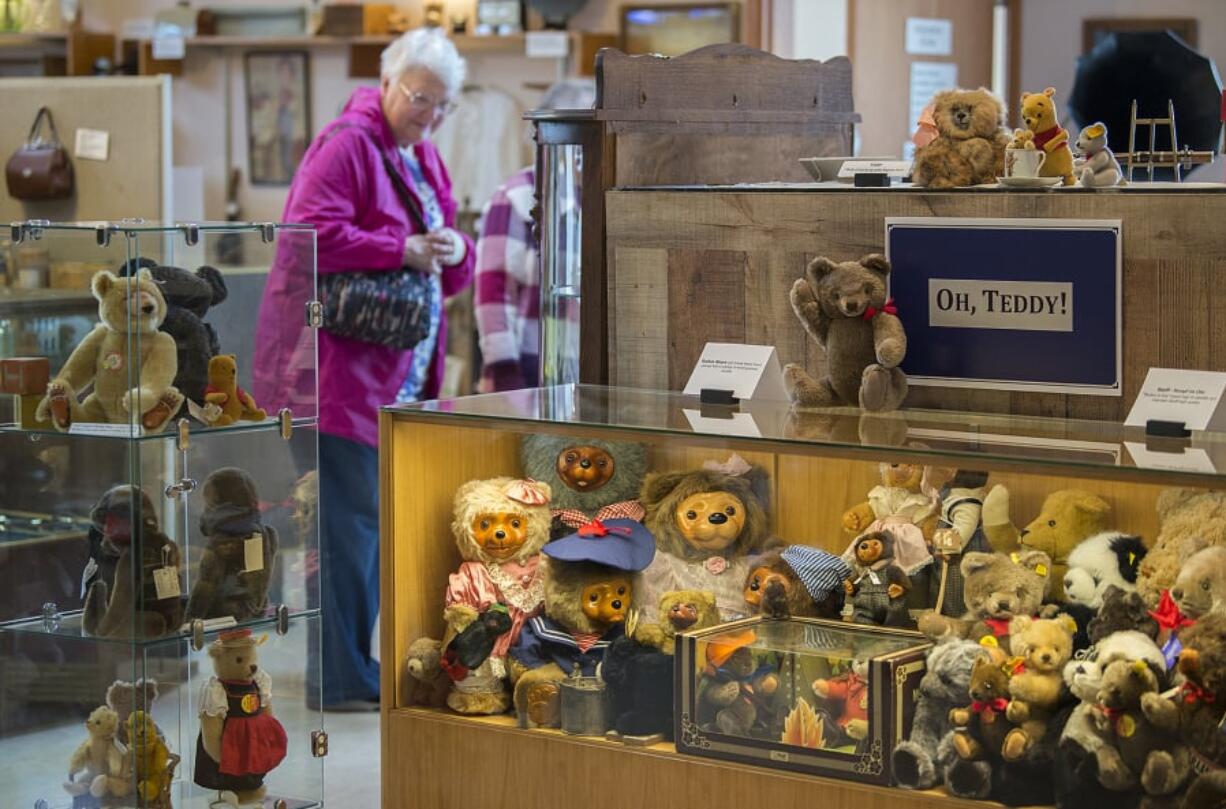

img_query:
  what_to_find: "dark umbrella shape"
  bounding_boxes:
[1068,30,1223,161]
[527,0,590,30]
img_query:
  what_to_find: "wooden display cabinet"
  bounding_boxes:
[379,385,1224,809]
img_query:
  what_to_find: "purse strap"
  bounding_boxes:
[321,123,428,234]
[27,107,61,147]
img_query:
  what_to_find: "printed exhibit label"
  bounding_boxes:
[928,279,1073,331]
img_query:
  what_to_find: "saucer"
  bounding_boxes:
[997,175,1063,189]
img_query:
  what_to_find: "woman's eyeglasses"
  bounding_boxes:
[397,84,457,116]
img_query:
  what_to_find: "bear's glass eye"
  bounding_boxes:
[617,586,626,596]
[686,510,697,520]
[726,506,736,516]
[1203,580,1212,591]
[1016,586,1026,597]
[511,519,521,529]
[589,593,599,603]
[480,519,490,530]
[565,452,577,463]
[863,283,872,294]
[672,604,682,613]
[1048,520,1056,528]
[597,459,608,468]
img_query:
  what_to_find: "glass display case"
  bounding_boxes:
[379,384,1226,809]
[0,221,324,809]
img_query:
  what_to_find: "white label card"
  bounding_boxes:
[838,160,912,179]
[69,422,144,437]
[1124,368,1226,432]
[151,33,185,60]
[906,18,953,55]
[525,31,569,58]
[682,343,789,402]
[74,128,110,161]
[153,566,181,600]
[244,534,264,573]
[682,408,763,438]
[1124,442,1218,474]
[928,279,1073,331]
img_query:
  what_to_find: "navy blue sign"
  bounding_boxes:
[886,218,1121,394]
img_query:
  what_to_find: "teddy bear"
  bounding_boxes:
[911,87,1011,188]
[918,550,1053,646]
[1087,585,1159,642]
[64,705,130,803]
[784,253,908,412]
[1001,614,1078,761]
[186,466,279,623]
[82,485,157,626]
[949,655,1015,763]
[105,678,160,747]
[1062,532,1148,610]
[36,268,184,433]
[1169,546,1226,621]
[696,629,780,736]
[443,477,552,715]
[127,709,174,805]
[82,485,183,640]
[194,629,288,808]
[893,638,989,790]
[203,354,267,426]
[520,434,647,537]
[635,454,774,621]
[1019,87,1076,185]
[812,657,871,744]
[982,487,1111,600]
[120,257,228,409]
[842,531,912,626]
[403,637,451,708]
[1137,488,1226,608]
[1073,122,1123,188]
[508,518,655,728]
[603,589,720,740]
[742,545,849,619]
[1093,658,1189,795]
[1007,128,1036,150]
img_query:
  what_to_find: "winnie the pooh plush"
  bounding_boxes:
[64,706,129,802]
[127,709,174,805]
[1020,87,1076,185]
[508,519,655,728]
[195,630,287,808]
[785,254,908,412]
[981,487,1111,600]
[36,268,184,432]
[204,354,267,426]
[635,454,775,621]
[911,88,1011,188]
[1073,122,1122,188]
[1001,614,1077,761]
[520,435,647,537]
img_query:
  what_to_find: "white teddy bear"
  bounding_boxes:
[1074,122,1123,188]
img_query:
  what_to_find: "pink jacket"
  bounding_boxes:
[253,86,475,447]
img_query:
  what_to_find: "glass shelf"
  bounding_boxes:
[386,384,1226,485]
[0,606,320,645]
[0,414,318,441]
[12,220,315,234]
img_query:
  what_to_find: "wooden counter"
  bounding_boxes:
[604,184,1226,421]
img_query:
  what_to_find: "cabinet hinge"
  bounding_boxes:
[279,408,293,440]
[305,300,323,328]
[311,730,329,758]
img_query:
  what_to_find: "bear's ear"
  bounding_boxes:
[92,270,116,299]
[806,256,839,280]
[1015,549,1053,577]
[860,254,890,279]
[960,552,996,578]
[1043,87,1056,98]
[139,677,159,703]
[228,354,236,361]
[640,471,686,507]
[1074,494,1111,518]
[1056,613,1079,635]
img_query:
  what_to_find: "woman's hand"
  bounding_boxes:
[403,233,447,274]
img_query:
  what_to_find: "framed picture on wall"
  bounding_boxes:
[1082,18,1198,54]
[245,50,311,186]
[620,3,740,57]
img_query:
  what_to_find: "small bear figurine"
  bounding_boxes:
[697,629,779,736]
[812,658,871,743]
[1019,87,1076,185]
[1074,122,1122,188]
[204,354,267,426]
[1007,128,1036,150]
[403,637,451,708]
[785,254,908,412]
[64,706,130,803]
[842,531,911,626]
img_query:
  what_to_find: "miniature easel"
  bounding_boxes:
[1124,99,1215,182]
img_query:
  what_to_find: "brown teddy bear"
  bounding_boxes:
[950,656,1014,762]
[911,87,1011,188]
[636,454,774,621]
[194,629,288,807]
[785,254,908,412]
[697,629,779,736]
[1001,613,1077,761]
[1136,489,1226,608]
[36,268,184,432]
[742,545,848,619]
[106,678,160,747]
[1020,87,1076,185]
[185,466,279,623]
[842,531,912,626]
[1093,658,1189,795]
[203,354,267,426]
[1170,546,1226,621]
[918,550,1052,646]
[402,637,451,708]
[64,705,130,802]
[520,435,647,537]
[982,487,1111,600]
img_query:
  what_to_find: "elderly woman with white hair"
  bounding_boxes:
[254,29,474,711]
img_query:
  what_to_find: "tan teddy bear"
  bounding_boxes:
[1020,87,1076,185]
[64,705,130,802]
[1136,489,1226,607]
[204,354,267,426]
[1001,614,1077,761]
[982,487,1111,600]
[1007,128,1036,150]
[918,550,1053,646]
[911,87,1011,188]
[784,254,908,412]
[36,268,184,432]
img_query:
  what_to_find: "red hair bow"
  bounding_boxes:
[1181,680,1216,706]
[863,299,898,321]
[577,519,631,538]
[1150,590,1195,632]
[972,698,1009,715]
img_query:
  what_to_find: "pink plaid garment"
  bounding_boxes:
[552,500,646,530]
[475,166,539,392]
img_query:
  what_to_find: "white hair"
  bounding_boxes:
[380,28,467,97]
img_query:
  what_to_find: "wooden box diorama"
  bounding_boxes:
[676,617,929,785]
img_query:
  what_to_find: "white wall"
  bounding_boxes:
[789,0,847,62]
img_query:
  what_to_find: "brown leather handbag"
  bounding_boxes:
[5,107,74,200]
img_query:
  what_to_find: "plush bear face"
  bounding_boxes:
[1177,613,1226,697]
[208,354,238,388]
[744,564,789,609]
[1097,659,1159,710]
[580,576,631,624]
[723,646,756,678]
[126,710,159,750]
[93,268,167,335]
[208,639,260,681]
[960,550,1051,621]
[451,478,552,564]
[1171,546,1226,620]
[1019,490,1110,562]
[918,639,987,702]
[521,435,646,513]
[1008,615,1076,674]
[406,637,442,680]
[881,462,924,490]
[1020,87,1061,133]
[86,705,119,739]
[91,485,159,550]
[556,445,615,492]
[1137,489,1226,607]
[675,491,747,551]
[1088,585,1159,642]
[853,532,893,567]
[106,678,159,724]
[931,88,1006,141]
[543,558,630,635]
[659,590,720,635]
[1008,128,1035,150]
[202,467,259,512]
[806,255,890,320]
[1076,123,1108,155]
[969,656,1010,704]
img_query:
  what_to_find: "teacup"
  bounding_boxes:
[1005,148,1047,179]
